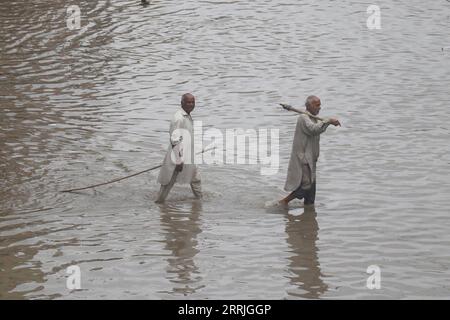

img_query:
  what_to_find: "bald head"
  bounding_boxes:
[181,93,195,114]
[305,95,321,115]
[181,93,194,103]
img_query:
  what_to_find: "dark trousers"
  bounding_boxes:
[293,182,316,205]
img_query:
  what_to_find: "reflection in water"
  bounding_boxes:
[285,207,328,299]
[0,241,47,299]
[0,221,82,299]
[158,201,203,296]
[0,0,114,212]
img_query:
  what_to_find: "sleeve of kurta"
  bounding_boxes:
[300,115,331,136]
[169,116,185,164]
[169,117,183,146]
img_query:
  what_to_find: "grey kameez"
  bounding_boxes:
[284,113,330,192]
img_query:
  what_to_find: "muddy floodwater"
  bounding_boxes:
[1,0,450,299]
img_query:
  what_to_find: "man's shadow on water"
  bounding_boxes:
[283,205,329,299]
[158,200,203,296]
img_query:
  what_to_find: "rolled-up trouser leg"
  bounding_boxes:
[293,185,305,200]
[155,170,178,203]
[190,176,202,199]
[156,183,173,203]
[304,182,316,205]
[293,182,316,205]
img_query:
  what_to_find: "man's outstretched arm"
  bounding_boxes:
[301,114,340,136]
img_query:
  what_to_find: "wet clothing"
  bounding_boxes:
[293,182,316,205]
[156,107,202,202]
[156,171,202,203]
[284,113,330,192]
[284,112,330,204]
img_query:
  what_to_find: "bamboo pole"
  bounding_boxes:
[279,103,325,122]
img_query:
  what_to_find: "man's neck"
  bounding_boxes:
[181,107,190,115]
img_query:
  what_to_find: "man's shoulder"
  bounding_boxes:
[297,113,310,124]
[298,113,321,124]
[172,109,185,121]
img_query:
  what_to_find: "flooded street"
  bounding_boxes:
[1,0,450,299]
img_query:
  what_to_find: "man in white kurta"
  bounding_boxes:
[155,93,202,203]
[280,95,340,206]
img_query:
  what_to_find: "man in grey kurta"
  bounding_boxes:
[155,93,202,203]
[280,96,340,206]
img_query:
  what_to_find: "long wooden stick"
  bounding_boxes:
[60,146,215,193]
[280,103,325,121]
